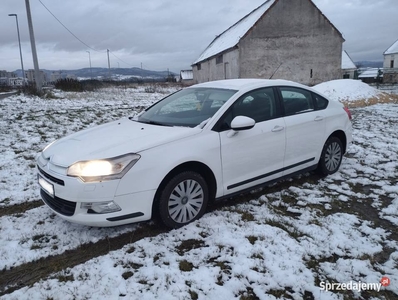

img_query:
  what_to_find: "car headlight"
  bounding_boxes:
[67,153,140,182]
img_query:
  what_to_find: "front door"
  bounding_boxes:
[216,87,286,195]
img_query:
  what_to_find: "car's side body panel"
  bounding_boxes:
[219,117,286,193]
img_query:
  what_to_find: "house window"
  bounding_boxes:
[197,64,201,70]
[310,69,313,78]
[216,54,223,64]
[391,60,394,68]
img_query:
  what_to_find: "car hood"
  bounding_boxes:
[43,118,201,167]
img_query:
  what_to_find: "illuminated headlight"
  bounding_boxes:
[67,153,140,182]
[81,201,121,214]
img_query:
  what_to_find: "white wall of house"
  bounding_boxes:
[383,53,398,83]
[383,53,396,69]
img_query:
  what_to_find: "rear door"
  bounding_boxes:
[278,87,326,175]
[215,87,286,194]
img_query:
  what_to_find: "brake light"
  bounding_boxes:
[343,107,352,121]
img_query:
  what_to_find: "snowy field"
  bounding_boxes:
[0,82,397,299]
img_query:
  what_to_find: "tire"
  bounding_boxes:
[317,137,343,176]
[157,171,209,229]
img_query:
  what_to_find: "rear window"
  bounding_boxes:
[313,93,329,110]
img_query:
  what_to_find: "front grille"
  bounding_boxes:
[38,166,65,186]
[40,189,76,216]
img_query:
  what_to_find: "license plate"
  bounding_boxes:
[38,175,54,197]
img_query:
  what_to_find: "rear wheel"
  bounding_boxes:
[317,137,343,176]
[158,171,209,228]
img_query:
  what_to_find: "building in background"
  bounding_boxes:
[358,68,383,84]
[25,69,47,85]
[342,50,357,79]
[180,70,194,84]
[192,0,344,85]
[383,39,398,84]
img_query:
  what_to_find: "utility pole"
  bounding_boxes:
[107,49,111,79]
[8,14,25,86]
[25,0,42,92]
[86,51,92,79]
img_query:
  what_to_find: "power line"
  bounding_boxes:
[38,0,138,68]
[37,0,105,53]
[110,51,135,68]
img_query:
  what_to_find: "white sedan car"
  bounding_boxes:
[37,79,352,228]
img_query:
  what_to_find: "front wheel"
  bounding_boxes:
[157,171,209,229]
[317,137,343,176]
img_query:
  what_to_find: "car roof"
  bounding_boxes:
[190,78,311,92]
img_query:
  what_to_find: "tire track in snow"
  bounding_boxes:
[0,223,168,296]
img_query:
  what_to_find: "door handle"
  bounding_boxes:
[271,125,284,132]
[314,116,323,121]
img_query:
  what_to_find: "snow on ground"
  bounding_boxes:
[0,85,176,207]
[313,79,384,103]
[0,82,397,299]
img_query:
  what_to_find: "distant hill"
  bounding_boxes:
[355,61,383,68]
[13,67,176,81]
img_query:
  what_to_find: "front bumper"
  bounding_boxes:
[37,161,154,227]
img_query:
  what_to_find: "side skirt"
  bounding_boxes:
[215,164,318,202]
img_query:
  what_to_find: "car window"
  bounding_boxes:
[217,87,277,131]
[280,87,314,116]
[157,94,199,115]
[312,93,329,110]
[137,88,237,127]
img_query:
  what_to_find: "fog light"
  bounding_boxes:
[81,201,121,214]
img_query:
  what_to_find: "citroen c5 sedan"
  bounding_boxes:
[37,79,352,228]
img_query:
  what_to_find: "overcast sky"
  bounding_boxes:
[1,0,397,73]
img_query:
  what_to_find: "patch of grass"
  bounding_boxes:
[188,290,198,300]
[246,236,258,245]
[30,244,43,250]
[122,271,133,280]
[126,246,135,254]
[267,289,294,299]
[179,260,194,272]
[176,239,206,256]
[153,253,161,263]
[251,253,264,260]
[0,198,10,205]
[32,234,46,241]
[199,231,209,238]
[57,274,74,282]
[127,262,143,270]
[342,93,398,108]
[239,287,260,300]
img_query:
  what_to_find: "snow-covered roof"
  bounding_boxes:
[193,0,276,64]
[358,68,383,79]
[180,70,193,80]
[342,50,356,70]
[384,39,398,55]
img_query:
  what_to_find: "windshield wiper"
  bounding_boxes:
[134,119,170,127]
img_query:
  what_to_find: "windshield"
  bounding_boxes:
[135,87,237,127]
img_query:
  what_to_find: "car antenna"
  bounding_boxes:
[269,63,282,79]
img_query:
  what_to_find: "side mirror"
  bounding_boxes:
[230,116,255,131]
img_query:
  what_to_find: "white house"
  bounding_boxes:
[383,39,398,83]
[180,70,193,84]
[342,50,357,79]
[358,68,382,84]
